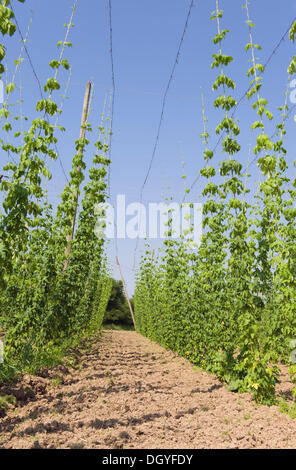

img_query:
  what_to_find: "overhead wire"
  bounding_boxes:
[139,0,195,198]
[133,0,195,269]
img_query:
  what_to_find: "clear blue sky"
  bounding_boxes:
[2,0,296,294]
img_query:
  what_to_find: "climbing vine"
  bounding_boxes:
[0,1,112,381]
[135,2,296,405]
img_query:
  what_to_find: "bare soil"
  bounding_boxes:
[0,330,295,449]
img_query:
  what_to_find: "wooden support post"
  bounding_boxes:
[116,256,136,329]
[64,82,92,271]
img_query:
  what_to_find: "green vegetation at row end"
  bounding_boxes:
[103,279,135,329]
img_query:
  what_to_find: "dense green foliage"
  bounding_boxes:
[103,279,134,328]
[0,1,112,382]
[135,2,296,404]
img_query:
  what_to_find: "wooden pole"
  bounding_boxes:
[64,82,92,271]
[116,256,136,329]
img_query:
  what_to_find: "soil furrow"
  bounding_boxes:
[0,330,295,449]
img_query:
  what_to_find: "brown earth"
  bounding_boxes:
[0,329,295,449]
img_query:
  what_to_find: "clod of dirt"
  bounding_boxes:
[119,431,130,441]
[31,440,42,449]
[0,395,17,417]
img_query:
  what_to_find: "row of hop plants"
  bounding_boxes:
[0,0,112,382]
[135,0,296,404]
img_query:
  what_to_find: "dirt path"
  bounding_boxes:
[0,330,295,449]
